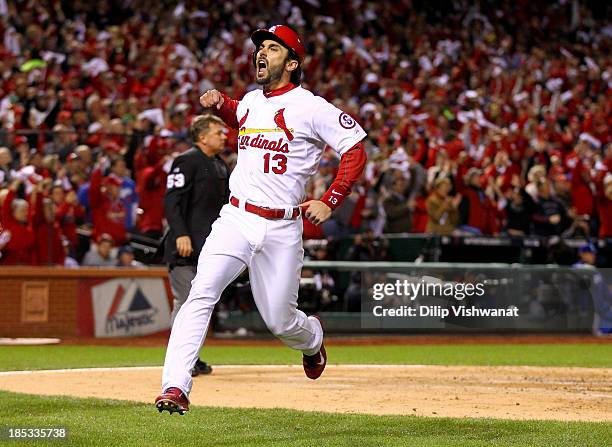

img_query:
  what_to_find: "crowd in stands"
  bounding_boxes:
[0,0,610,266]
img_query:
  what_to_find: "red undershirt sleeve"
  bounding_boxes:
[319,141,367,210]
[214,93,240,130]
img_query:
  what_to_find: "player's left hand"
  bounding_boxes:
[299,200,332,225]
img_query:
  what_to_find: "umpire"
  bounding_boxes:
[163,114,229,376]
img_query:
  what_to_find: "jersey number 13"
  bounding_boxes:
[263,153,287,175]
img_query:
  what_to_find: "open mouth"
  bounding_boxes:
[257,59,267,76]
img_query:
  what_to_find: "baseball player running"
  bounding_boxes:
[156,25,367,415]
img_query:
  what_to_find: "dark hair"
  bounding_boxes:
[289,63,302,84]
[286,47,302,85]
[189,114,225,143]
[110,156,125,168]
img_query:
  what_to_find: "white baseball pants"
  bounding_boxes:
[161,203,324,395]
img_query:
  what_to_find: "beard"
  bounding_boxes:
[255,61,284,86]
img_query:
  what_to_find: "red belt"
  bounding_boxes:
[230,196,301,220]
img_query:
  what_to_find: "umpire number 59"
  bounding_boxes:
[167,173,185,188]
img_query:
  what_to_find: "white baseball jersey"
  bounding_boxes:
[162,85,360,395]
[230,86,367,207]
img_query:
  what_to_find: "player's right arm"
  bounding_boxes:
[200,89,239,130]
[89,164,104,208]
[164,156,194,257]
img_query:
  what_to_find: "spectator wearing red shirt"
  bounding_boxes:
[33,192,65,266]
[410,193,429,233]
[53,186,85,253]
[597,176,612,238]
[0,180,37,265]
[136,139,169,239]
[571,157,595,218]
[458,168,498,235]
[89,159,128,245]
[482,151,520,194]
[0,220,8,259]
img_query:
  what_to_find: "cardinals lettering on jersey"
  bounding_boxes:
[238,133,290,153]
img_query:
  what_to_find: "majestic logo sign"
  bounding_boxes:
[105,283,157,334]
[91,279,171,338]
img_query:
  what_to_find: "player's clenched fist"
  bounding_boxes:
[200,90,225,109]
[299,200,332,226]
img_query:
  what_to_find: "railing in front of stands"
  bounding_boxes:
[303,234,612,266]
[219,261,609,335]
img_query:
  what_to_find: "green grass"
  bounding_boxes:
[0,392,608,447]
[1,346,610,446]
[0,344,610,371]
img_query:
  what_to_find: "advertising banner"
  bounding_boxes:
[82,278,171,338]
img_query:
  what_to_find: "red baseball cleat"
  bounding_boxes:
[155,387,189,415]
[303,316,327,380]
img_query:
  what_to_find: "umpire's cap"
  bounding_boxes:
[251,25,305,63]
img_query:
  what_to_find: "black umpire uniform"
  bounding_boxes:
[163,148,229,267]
[162,145,229,375]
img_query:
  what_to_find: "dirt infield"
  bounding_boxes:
[1,365,610,422]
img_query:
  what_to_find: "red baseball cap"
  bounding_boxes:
[103,174,123,187]
[97,233,114,244]
[58,110,72,121]
[251,25,306,63]
[103,141,122,154]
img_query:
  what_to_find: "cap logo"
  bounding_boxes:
[269,25,278,33]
